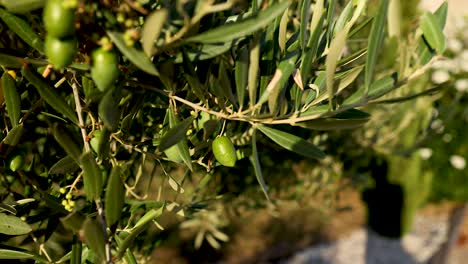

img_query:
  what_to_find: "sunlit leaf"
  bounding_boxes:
[141,8,167,56]
[420,12,446,53]
[187,1,289,44]
[0,0,45,14]
[107,31,160,76]
[364,0,389,94]
[0,249,48,262]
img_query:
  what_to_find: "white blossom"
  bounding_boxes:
[455,79,468,92]
[450,155,466,170]
[419,148,433,160]
[431,70,450,84]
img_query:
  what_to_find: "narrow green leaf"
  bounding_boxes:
[105,166,125,227]
[0,0,45,14]
[186,1,289,44]
[21,66,78,124]
[0,202,16,214]
[70,236,82,264]
[167,107,193,171]
[1,123,23,146]
[0,8,44,53]
[333,1,353,36]
[53,124,82,163]
[80,152,103,201]
[248,36,260,107]
[158,116,194,152]
[249,131,270,202]
[98,87,120,131]
[83,218,106,262]
[0,249,48,262]
[115,235,138,264]
[107,31,160,76]
[117,205,164,259]
[299,0,310,50]
[60,212,85,233]
[218,61,237,106]
[420,12,445,53]
[344,73,398,105]
[295,110,370,130]
[0,212,32,235]
[364,0,389,95]
[141,8,167,57]
[49,155,79,174]
[2,71,21,126]
[387,0,401,37]
[278,7,289,52]
[235,45,248,109]
[325,27,348,108]
[257,124,325,160]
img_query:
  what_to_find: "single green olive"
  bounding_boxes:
[9,155,24,172]
[212,136,237,167]
[91,48,120,92]
[45,36,77,69]
[43,0,76,38]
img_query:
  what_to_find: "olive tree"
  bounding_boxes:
[0,0,446,263]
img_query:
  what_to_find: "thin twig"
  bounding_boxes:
[71,82,90,152]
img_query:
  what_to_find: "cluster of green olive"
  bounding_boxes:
[43,0,77,69]
[43,0,119,91]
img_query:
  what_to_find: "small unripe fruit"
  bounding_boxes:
[43,0,76,38]
[91,48,120,92]
[212,136,237,167]
[9,155,24,172]
[45,36,77,69]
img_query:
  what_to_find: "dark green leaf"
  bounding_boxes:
[0,212,32,235]
[49,155,79,174]
[21,66,78,124]
[257,124,325,160]
[80,152,103,201]
[344,73,398,105]
[53,124,82,163]
[0,8,44,52]
[167,107,193,170]
[2,71,21,126]
[158,116,194,152]
[2,123,23,146]
[235,46,248,109]
[98,87,120,131]
[186,1,289,44]
[105,166,125,227]
[83,218,106,262]
[249,131,270,202]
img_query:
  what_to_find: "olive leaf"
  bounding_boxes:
[83,218,106,262]
[21,66,79,124]
[186,1,289,44]
[0,0,45,14]
[105,166,125,227]
[0,8,44,53]
[48,155,79,175]
[141,8,168,57]
[249,131,271,202]
[2,71,21,127]
[158,116,194,152]
[0,249,48,263]
[0,213,32,235]
[79,152,104,201]
[420,12,446,53]
[257,124,326,160]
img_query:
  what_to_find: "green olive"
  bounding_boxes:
[43,0,76,38]
[45,36,77,69]
[91,48,120,92]
[9,155,24,172]
[212,136,237,167]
